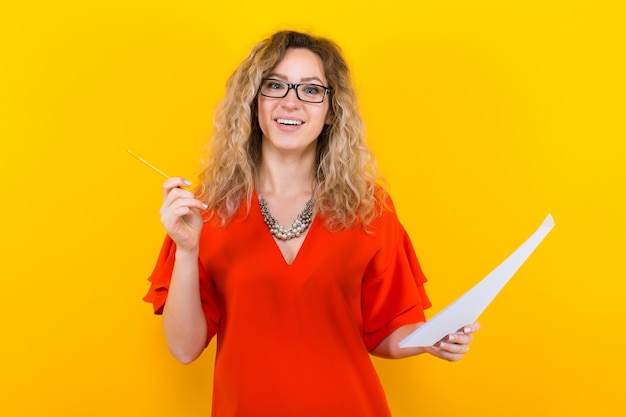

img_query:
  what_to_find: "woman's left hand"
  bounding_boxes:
[424,322,481,362]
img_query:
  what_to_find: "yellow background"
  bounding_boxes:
[1,0,624,416]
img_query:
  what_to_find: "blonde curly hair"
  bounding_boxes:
[195,30,386,230]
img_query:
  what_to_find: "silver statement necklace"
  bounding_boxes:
[257,176,315,241]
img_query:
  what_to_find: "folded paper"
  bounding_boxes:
[399,214,554,348]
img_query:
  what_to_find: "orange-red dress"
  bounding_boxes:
[144,195,431,417]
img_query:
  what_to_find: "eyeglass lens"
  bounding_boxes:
[260,79,328,103]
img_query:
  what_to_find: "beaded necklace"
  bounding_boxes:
[257,175,315,240]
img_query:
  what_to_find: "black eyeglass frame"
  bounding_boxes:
[259,78,331,103]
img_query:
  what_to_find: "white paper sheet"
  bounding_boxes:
[399,214,554,348]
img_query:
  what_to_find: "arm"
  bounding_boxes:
[159,177,209,364]
[370,322,480,361]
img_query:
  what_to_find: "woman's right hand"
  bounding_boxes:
[160,177,207,252]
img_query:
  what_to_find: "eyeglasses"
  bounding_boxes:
[259,78,330,103]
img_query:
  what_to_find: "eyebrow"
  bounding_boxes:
[268,73,326,85]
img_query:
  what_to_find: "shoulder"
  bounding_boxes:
[368,192,403,235]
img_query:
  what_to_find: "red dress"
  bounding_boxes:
[144,195,431,417]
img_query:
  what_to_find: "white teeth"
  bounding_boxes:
[277,119,303,126]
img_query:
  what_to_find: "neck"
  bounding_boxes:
[258,153,316,197]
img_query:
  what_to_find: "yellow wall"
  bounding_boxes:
[1,1,624,416]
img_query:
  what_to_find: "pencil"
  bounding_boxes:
[127,149,170,179]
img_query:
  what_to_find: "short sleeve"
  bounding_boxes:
[361,218,432,351]
[143,236,220,341]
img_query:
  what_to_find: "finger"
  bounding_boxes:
[164,187,197,203]
[444,332,473,346]
[439,335,470,350]
[460,322,481,334]
[171,198,208,213]
[161,199,207,221]
[450,323,480,338]
[170,206,197,218]
[424,345,466,362]
[436,343,470,363]
[162,177,191,197]
[161,188,201,215]
[437,329,471,346]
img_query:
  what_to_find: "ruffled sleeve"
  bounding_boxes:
[361,209,432,351]
[143,236,220,341]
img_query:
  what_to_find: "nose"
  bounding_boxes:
[280,86,301,107]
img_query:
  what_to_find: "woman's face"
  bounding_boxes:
[257,48,330,157]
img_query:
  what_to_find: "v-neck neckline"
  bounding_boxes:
[268,214,317,266]
[253,191,318,266]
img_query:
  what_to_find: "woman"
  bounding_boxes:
[144,30,479,417]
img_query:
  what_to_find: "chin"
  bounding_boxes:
[264,136,318,154]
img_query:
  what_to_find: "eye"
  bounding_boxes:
[265,80,285,90]
[301,84,323,96]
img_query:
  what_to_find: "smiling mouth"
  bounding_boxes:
[276,118,304,126]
